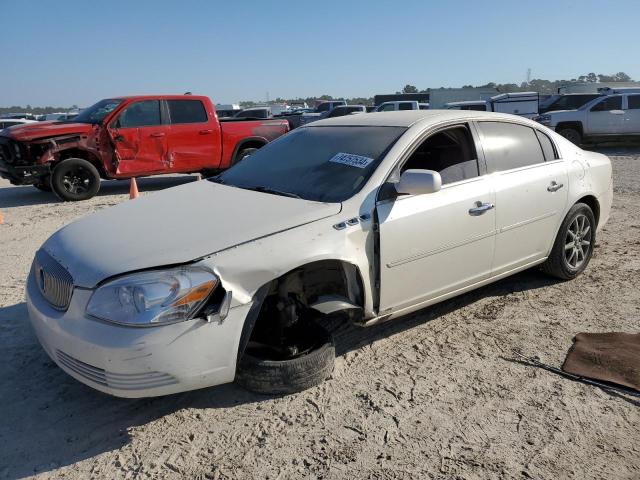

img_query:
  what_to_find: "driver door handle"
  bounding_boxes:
[149,132,166,138]
[547,181,564,192]
[468,201,495,216]
[199,129,213,135]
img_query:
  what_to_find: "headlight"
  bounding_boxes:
[86,266,218,326]
[535,114,551,124]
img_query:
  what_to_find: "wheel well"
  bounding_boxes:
[556,122,583,135]
[576,195,600,226]
[55,149,106,177]
[232,138,267,163]
[237,260,365,358]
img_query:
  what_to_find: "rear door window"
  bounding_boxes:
[398,103,413,111]
[591,96,622,112]
[116,100,161,128]
[477,121,546,172]
[167,100,208,124]
[627,95,640,109]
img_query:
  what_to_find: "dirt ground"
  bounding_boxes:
[0,149,638,480]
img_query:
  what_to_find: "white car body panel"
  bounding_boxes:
[377,175,495,312]
[26,110,613,397]
[42,181,340,288]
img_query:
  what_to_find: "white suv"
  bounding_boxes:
[535,88,640,144]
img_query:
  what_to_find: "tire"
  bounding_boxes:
[51,158,101,201]
[557,127,582,145]
[541,203,596,280]
[236,321,335,395]
[33,178,52,191]
[234,147,258,165]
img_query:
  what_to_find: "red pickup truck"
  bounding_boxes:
[0,95,290,200]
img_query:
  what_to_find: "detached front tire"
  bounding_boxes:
[236,321,335,395]
[541,203,595,280]
[51,158,101,201]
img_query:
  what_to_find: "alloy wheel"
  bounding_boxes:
[62,166,92,195]
[564,213,592,269]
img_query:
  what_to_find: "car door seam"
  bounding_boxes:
[386,229,497,268]
[499,211,556,233]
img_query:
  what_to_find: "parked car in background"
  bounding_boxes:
[0,118,38,130]
[535,88,640,144]
[2,113,38,120]
[445,92,539,118]
[25,110,611,397]
[300,100,347,125]
[375,101,429,112]
[0,95,289,200]
[373,93,430,107]
[234,107,272,119]
[325,105,367,118]
[538,93,601,114]
[215,104,242,118]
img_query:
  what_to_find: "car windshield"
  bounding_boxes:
[70,99,123,124]
[212,126,406,203]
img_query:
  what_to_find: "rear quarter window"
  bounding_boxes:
[477,121,546,173]
[168,100,208,124]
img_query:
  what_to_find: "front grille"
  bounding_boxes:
[34,249,74,311]
[56,350,178,391]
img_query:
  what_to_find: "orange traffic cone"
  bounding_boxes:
[129,177,139,199]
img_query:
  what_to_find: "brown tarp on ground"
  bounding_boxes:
[562,332,640,392]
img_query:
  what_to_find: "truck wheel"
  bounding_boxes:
[234,147,258,165]
[557,128,582,145]
[541,203,595,280]
[235,320,335,395]
[33,178,52,191]
[51,158,101,201]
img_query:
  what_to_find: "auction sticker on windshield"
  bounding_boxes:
[329,152,374,169]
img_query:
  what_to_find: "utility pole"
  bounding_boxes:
[266,91,270,104]
[526,68,532,85]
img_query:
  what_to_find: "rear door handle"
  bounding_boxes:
[199,129,213,135]
[468,201,495,216]
[149,132,165,138]
[547,181,564,192]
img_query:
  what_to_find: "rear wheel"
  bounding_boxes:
[51,158,101,201]
[557,127,582,145]
[541,203,595,280]
[234,147,258,165]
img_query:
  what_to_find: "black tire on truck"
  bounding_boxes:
[541,202,596,280]
[235,320,335,395]
[557,127,582,145]
[51,158,101,201]
[234,147,258,165]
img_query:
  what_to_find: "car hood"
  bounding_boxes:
[42,181,341,288]
[2,121,95,141]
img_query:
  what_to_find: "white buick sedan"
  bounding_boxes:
[26,111,613,397]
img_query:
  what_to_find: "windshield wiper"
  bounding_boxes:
[244,185,301,199]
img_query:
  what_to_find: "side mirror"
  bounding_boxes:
[395,169,442,196]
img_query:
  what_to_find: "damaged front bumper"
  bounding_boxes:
[26,271,252,398]
[0,160,50,185]
[0,137,50,185]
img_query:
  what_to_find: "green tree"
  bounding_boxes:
[402,84,418,93]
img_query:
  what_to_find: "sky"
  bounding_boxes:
[3,0,640,107]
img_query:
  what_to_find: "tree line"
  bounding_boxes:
[2,72,635,113]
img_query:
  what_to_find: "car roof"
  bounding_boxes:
[308,110,531,128]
